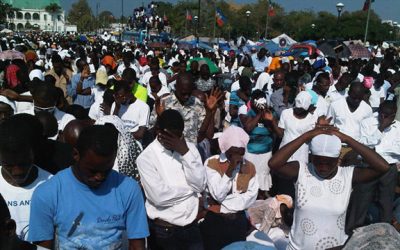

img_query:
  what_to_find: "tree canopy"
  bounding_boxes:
[152,0,395,42]
[67,0,95,32]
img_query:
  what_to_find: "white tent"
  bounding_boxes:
[0,29,13,34]
[271,33,297,47]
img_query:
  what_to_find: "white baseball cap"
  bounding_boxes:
[295,91,312,110]
[29,69,44,81]
[310,134,342,158]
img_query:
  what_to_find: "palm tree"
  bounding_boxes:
[0,2,19,29]
[45,3,62,32]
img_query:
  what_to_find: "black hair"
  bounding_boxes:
[349,81,367,94]
[121,68,137,83]
[239,76,252,90]
[316,72,330,84]
[0,114,41,160]
[149,75,162,86]
[35,111,58,138]
[157,109,184,133]
[251,89,266,100]
[102,89,115,106]
[31,82,57,104]
[379,100,397,114]
[44,74,57,85]
[76,125,118,157]
[51,54,63,64]
[65,104,89,120]
[114,80,131,93]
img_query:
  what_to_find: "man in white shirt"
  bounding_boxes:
[328,81,373,166]
[136,109,206,250]
[140,58,168,91]
[346,100,399,233]
[0,117,52,241]
[21,82,75,132]
[326,72,353,104]
[117,51,140,78]
[251,48,270,73]
[310,72,331,117]
[110,81,149,140]
[328,81,373,142]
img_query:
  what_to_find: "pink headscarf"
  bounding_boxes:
[6,64,20,89]
[218,126,249,153]
[363,76,374,89]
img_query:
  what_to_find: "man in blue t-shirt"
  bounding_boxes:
[28,125,149,249]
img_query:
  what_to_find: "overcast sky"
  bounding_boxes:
[60,0,399,22]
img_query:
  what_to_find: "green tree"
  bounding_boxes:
[0,0,20,29]
[45,3,62,32]
[67,0,95,32]
[98,11,115,29]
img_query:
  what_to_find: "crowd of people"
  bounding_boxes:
[0,31,400,250]
[129,2,169,33]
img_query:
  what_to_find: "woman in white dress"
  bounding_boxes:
[277,91,318,163]
[268,126,389,250]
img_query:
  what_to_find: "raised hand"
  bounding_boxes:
[157,129,189,155]
[263,109,274,121]
[205,88,223,111]
[100,103,111,115]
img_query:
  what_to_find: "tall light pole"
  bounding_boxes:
[246,10,251,38]
[194,15,199,43]
[121,0,124,31]
[336,2,344,23]
[197,0,200,45]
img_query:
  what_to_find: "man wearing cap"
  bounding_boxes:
[269,124,389,250]
[346,100,400,233]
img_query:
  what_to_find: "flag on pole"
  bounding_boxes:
[216,8,227,27]
[186,10,192,21]
[363,0,375,11]
[268,1,276,17]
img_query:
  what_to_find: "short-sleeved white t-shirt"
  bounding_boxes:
[327,98,373,141]
[0,166,52,240]
[111,99,150,132]
[369,86,385,108]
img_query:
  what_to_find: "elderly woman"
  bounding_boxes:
[268,126,389,250]
[200,126,259,250]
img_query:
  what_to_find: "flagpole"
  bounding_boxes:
[213,1,216,41]
[265,1,270,39]
[184,10,187,37]
[197,0,200,45]
[364,0,372,43]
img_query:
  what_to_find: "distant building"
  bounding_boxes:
[5,0,75,32]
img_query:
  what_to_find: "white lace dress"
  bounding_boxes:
[287,162,354,250]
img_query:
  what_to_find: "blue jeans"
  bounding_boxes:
[148,220,203,250]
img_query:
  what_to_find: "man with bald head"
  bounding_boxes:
[149,72,222,144]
